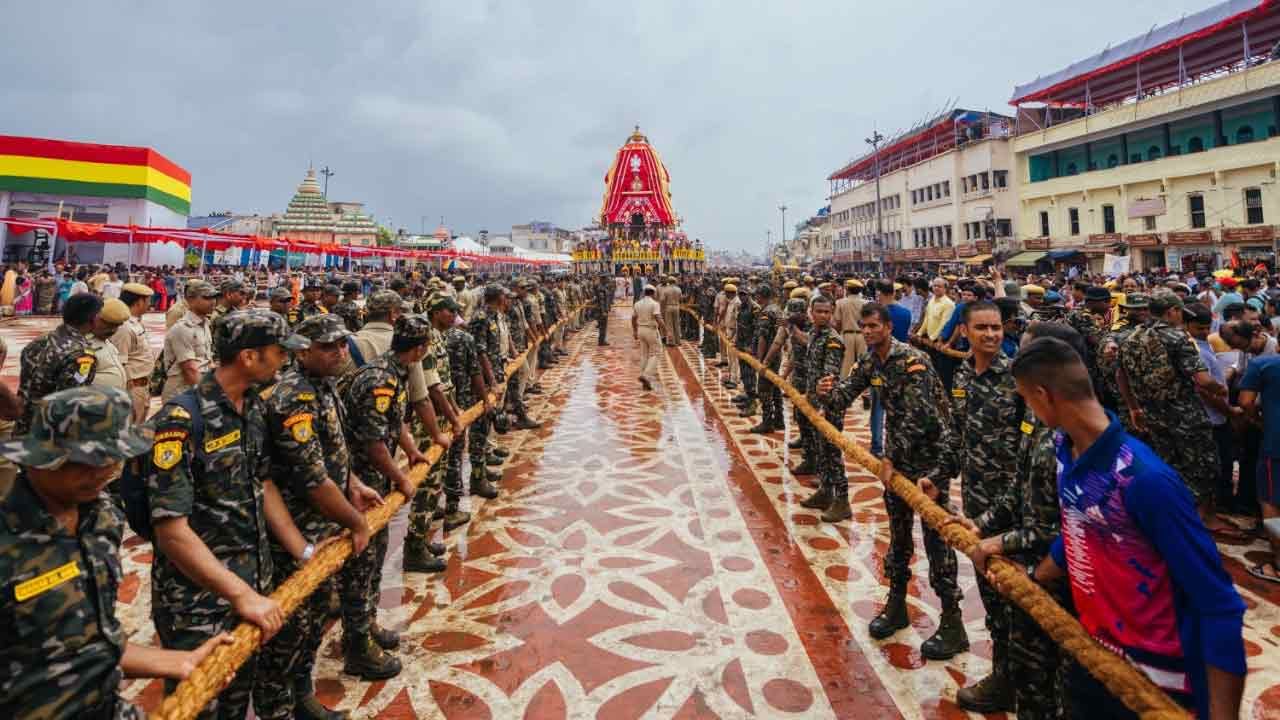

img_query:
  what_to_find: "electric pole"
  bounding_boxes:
[778,204,787,265]
[320,166,335,199]
[865,132,885,275]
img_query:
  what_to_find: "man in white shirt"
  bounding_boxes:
[632,285,667,391]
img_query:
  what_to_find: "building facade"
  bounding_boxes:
[273,168,378,247]
[1010,0,1280,274]
[512,221,572,253]
[827,109,1018,271]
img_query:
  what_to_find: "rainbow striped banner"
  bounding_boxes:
[0,135,191,214]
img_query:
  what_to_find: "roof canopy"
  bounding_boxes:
[828,110,1011,182]
[600,126,677,227]
[1010,0,1279,107]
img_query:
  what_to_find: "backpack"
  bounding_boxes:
[119,391,204,541]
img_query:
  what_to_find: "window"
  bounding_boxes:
[1188,137,1205,153]
[1039,211,1050,237]
[996,219,1012,237]
[1147,146,1162,161]
[1246,187,1264,224]
[1143,216,1157,231]
[1189,194,1206,228]
[943,181,950,197]
[1069,208,1080,236]
[1237,126,1255,144]
[980,173,990,190]
[993,170,1008,189]
[1107,154,1120,168]
[945,225,953,246]
[1102,204,1116,234]
[1065,163,1079,176]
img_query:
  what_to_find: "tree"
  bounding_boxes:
[376,226,395,247]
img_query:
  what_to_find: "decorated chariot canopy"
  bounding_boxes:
[600,125,677,230]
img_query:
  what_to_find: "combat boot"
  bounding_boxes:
[956,671,1014,713]
[342,634,402,680]
[514,415,542,430]
[427,540,447,556]
[470,472,499,500]
[485,454,504,467]
[790,460,817,476]
[868,588,909,639]
[371,623,400,650]
[820,492,852,523]
[731,393,749,404]
[920,605,969,660]
[787,438,805,450]
[799,485,832,509]
[491,446,511,459]
[404,545,447,574]
[748,420,773,434]
[296,694,349,720]
[442,500,471,531]
[738,399,759,417]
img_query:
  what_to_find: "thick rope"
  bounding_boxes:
[683,308,1188,720]
[151,308,583,720]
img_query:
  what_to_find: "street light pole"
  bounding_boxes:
[865,132,885,276]
[778,204,787,266]
[320,166,335,199]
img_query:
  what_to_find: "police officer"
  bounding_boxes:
[159,279,216,403]
[148,309,308,719]
[817,302,967,659]
[0,387,231,720]
[16,293,102,435]
[341,315,432,679]
[835,279,867,375]
[111,282,156,423]
[594,274,613,346]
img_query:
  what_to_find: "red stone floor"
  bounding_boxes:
[4,306,1280,717]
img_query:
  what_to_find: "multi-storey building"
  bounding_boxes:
[1010,0,1280,274]
[827,109,1018,271]
[512,221,572,253]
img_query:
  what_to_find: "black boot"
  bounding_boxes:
[442,500,471,531]
[920,605,969,660]
[799,486,832,509]
[296,694,348,720]
[470,474,499,500]
[820,491,852,523]
[343,634,402,680]
[371,623,400,650]
[491,446,511,459]
[514,416,541,430]
[404,545,447,574]
[790,460,817,476]
[868,588,910,639]
[787,438,804,450]
[485,454,504,467]
[956,671,1015,713]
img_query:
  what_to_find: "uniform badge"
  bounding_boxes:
[375,396,391,413]
[905,364,926,373]
[296,392,315,402]
[154,440,183,470]
[205,429,241,453]
[870,377,883,386]
[170,406,191,420]
[74,354,95,383]
[1020,421,1034,435]
[285,412,314,443]
[14,561,80,602]
[951,388,967,398]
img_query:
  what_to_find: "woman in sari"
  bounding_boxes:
[13,273,33,316]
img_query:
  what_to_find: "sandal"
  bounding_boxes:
[1248,562,1280,584]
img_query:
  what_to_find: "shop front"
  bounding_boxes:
[1165,230,1218,274]
[1222,226,1276,273]
[1126,233,1164,270]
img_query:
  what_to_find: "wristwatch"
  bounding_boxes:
[1026,563,1038,584]
[300,543,316,562]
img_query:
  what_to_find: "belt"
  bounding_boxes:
[129,377,150,387]
[842,330,862,335]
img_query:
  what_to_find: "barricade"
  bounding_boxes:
[681,307,1188,720]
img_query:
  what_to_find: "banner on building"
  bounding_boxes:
[1102,253,1130,276]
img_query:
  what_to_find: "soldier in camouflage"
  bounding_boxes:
[699,280,719,358]
[295,278,329,325]
[16,293,102,436]
[777,289,818,472]
[447,299,498,503]
[818,302,967,660]
[268,285,293,318]
[595,275,613,346]
[254,314,387,718]
[750,285,785,434]
[148,309,307,719]
[732,283,760,415]
[0,386,232,720]
[341,315,433,679]
[798,295,849,522]
[426,294,474,531]
[1118,290,1224,511]
[504,285,541,430]
[1063,286,1113,406]
[1099,293,1151,439]
[467,285,507,492]
[332,281,364,332]
[948,301,1023,712]
[208,279,248,335]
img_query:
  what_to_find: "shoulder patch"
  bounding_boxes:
[826,340,843,350]
[951,388,967,398]
[153,439,183,470]
[372,387,396,398]
[1020,421,1034,435]
[906,364,927,373]
[284,412,314,443]
[296,392,315,402]
[169,405,191,420]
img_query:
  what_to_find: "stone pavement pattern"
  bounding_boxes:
[2,307,1279,718]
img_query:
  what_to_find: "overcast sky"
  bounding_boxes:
[3,0,1211,253]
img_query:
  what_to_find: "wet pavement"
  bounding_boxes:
[4,306,1280,718]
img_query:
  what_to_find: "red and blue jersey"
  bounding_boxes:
[1049,414,1245,717]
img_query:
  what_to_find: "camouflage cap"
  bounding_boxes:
[0,386,152,469]
[785,298,808,314]
[294,313,352,344]
[184,279,218,299]
[392,314,433,349]
[428,293,463,314]
[341,280,360,294]
[304,277,324,290]
[1148,289,1183,313]
[268,286,293,301]
[218,279,245,295]
[366,290,403,314]
[215,308,310,356]
[1119,292,1150,309]
[323,284,341,295]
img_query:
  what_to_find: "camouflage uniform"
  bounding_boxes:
[148,310,304,720]
[16,323,98,435]
[699,285,719,358]
[293,298,328,328]
[0,387,151,720]
[755,299,785,428]
[504,293,531,420]
[34,274,56,315]
[595,278,613,344]
[407,320,456,558]
[255,316,352,720]
[1119,317,1217,502]
[1064,307,1109,404]
[951,352,1023,694]
[467,303,504,477]
[736,294,759,400]
[1099,317,1144,438]
[973,410,1065,720]
[804,325,846,498]
[446,325,483,498]
[825,340,961,605]
[341,320,427,639]
[332,298,364,332]
[788,311,817,466]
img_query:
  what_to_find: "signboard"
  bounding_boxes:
[1102,254,1130,276]
[956,243,977,258]
[1166,230,1213,245]
[975,240,992,253]
[1023,237,1050,250]
[1127,198,1166,219]
[1087,233,1122,246]
[1221,226,1275,243]
[1126,233,1161,247]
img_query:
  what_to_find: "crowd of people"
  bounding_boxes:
[0,256,1269,719]
[649,266,1260,719]
[0,263,591,720]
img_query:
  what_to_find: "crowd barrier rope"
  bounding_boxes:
[152,306,584,720]
[680,307,1188,720]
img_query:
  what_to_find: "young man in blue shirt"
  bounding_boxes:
[1239,354,1280,584]
[1013,337,1246,719]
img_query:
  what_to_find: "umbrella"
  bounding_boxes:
[446,259,470,271]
